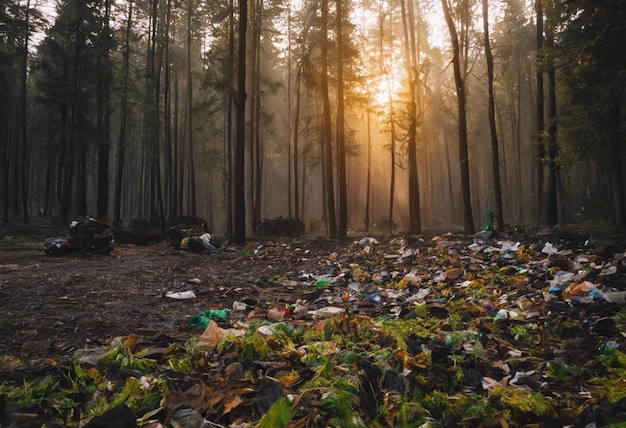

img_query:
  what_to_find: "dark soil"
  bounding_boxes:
[0,229,336,363]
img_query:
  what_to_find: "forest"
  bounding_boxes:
[1,0,625,243]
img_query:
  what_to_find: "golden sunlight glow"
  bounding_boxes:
[371,77,392,108]
[351,0,453,112]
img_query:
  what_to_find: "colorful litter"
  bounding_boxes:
[4,230,626,427]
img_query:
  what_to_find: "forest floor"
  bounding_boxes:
[0,224,337,363]
[1,219,626,427]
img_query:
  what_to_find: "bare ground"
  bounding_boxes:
[0,234,336,363]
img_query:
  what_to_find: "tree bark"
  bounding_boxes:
[482,0,504,230]
[293,65,302,222]
[336,0,348,240]
[186,0,197,216]
[18,0,31,225]
[321,0,337,238]
[545,5,558,226]
[401,0,421,235]
[114,0,132,228]
[441,0,475,235]
[223,0,235,237]
[535,0,545,225]
[251,0,263,233]
[96,0,112,220]
[364,95,372,232]
[609,95,625,226]
[164,0,174,220]
[378,2,396,234]
[233,0,247,245]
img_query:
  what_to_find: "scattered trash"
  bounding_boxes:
[484,207,494,231]
[12,230,626,426]
[168,216,216,252]
[315,278,330,287]
[165,290,196,299]
[180,232,217,252]
[232,301,248,311]
[541,241,558,254]
[43,217,114,255]
[268,307,288,322]
[358,237,379,245]
[190,309,231,329]
[196,319,223,350]
[43,237,73,256]
[309,306,345,318]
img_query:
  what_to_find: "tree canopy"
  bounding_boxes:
[1,0,625,237]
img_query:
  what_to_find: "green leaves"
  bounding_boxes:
[496,388,552,417]
[257,397,293,428]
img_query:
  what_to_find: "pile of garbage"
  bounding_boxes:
[167,216,218,252]
[10,230,626,427]
[43,217,114,255]
[43,215,220,254]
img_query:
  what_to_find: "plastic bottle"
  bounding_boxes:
[190,309,231,329]
[368,293,381,303]
[316,278,330,287]
[484,208,494,231]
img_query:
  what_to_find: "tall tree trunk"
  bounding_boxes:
[76,3,88,219]
[401,0,421,235]
[379,3,396,234]
[1,96,8,225]
[18,0,30,225]
[61,9,85,224]
[233,0,247,245]
[287,13,293,219]
[96,0,112,219]
[146,0,165,232]
[164,0,173,220]
[186,0,197,216]
[441,0,475,235]
[364,96,372,232]
[155,13,166,234]
[2,121,9,226]
[225,0,235,237]
[43,111,54,217]
[293,20,314,226]
[114,0,132,228]
[409,0,422,234]
[59,79,71,225]
[145,0,157,222]
[249,0,257,231]
[482,0,504,230]
[388,128,396,234]
[545,5,558,226]
[321,0,337,238]
[175,65,183,216]
[293,65,302,223]
[336,0,347,240]
[301,107,310,219]
[515,57,524,222]
[535,0,545,225]
[78,146,87,216]
[251,0,263,233]
[609,97,625,226]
